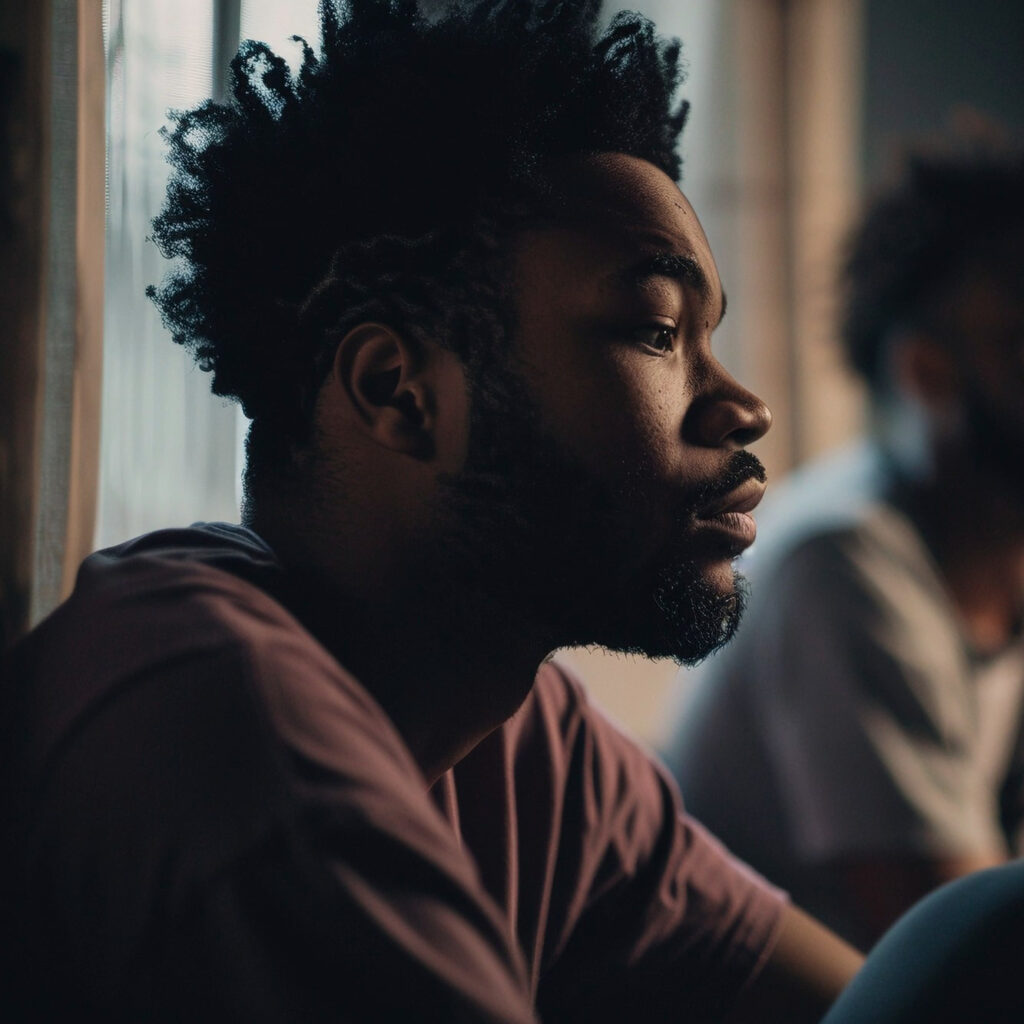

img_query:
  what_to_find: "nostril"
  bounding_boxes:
[684,393,772,448]
[742,401,773,444]
[731,423,765,447]
[727,396,772,447]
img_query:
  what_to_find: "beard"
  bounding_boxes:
[960,380,1024,504]
[425,363,763,666]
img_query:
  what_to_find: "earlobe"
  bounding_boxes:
[332,323,435,458]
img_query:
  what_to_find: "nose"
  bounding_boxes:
[683,367,772,449]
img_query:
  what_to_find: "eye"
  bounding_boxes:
[633,324,676,353]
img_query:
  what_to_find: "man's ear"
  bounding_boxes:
[331,323,437,458]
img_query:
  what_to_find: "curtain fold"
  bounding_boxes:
[97,0,249,555]
[24,0,105,628]
[0,2,49,645]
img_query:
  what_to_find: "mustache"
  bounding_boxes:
[689,450,767,512]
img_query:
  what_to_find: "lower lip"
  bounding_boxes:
[695,511,757,553]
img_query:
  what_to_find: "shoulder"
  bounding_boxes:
[6,533,313,753]
[2,535,535,1022]
[3,526,413,853]
[15,523,367,711]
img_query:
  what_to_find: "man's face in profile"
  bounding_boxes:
[949,250,1024,501]
[434,153,771,664]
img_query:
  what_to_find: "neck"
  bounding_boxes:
[250,503,546,784]
[315,590,545,783]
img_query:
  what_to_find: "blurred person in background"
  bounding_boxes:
[666,137,1024,951]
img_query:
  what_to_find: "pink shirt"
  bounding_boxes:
[1,525,785,1021]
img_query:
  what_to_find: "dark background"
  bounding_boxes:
[864,0,1024,185]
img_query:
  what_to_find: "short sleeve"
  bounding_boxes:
[504,666,787,1023]
[751,529,1006,861]
[3,561,537,1023]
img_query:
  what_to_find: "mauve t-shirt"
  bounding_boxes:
[0,524,785,1022]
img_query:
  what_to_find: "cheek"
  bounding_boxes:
[436,356,473,472]
[544,355,689,480]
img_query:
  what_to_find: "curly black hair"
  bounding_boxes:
[841,137,1024,388]
[147,0,689,477]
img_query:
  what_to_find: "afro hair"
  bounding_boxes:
[841,136,1024,387]
[147,0,690,467]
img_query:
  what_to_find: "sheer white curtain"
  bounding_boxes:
[240,1,320,61]
[97,1,328,550]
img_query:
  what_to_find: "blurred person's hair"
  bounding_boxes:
[841,128,1024,389]
[146,0,689,480]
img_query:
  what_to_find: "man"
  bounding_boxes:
[0,2,860,1019]
[666,140,1024,950]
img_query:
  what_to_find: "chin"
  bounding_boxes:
[567,563,748,667]
[698,558,745,598]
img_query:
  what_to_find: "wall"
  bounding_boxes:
[863,0,1024,187]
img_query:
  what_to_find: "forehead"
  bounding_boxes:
[516,153,721,308]
[548,153,707,236]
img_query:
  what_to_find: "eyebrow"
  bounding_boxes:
[619,252,728,326]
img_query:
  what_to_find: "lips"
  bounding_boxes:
[698,477,767,519]
[694,477,766,553]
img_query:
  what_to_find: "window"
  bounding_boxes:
[97,0,319,549]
